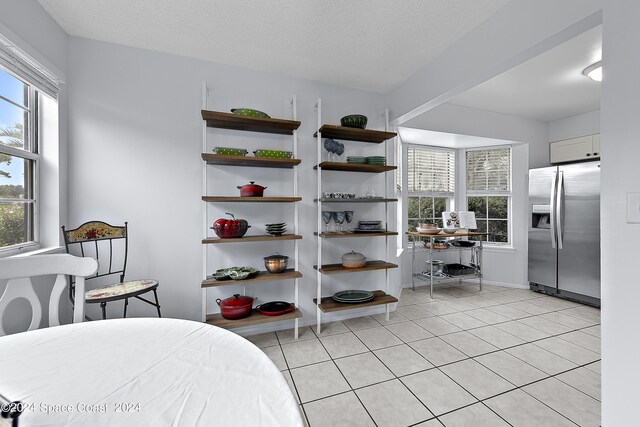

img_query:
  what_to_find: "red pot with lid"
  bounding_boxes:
[216,294,254,320]
[237,181,267,197]
[212,213,250,238]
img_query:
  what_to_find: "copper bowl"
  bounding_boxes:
[264,254,288,273]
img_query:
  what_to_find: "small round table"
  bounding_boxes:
[0,318,302,427]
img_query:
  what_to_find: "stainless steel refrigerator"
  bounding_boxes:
[528,161,600,307]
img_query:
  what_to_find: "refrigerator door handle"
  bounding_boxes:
[556,171,564,250]
[550,171,558,249]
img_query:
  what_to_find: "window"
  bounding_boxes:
[407,146,455,241]
[466,147,511,244]
[0,67,38,250]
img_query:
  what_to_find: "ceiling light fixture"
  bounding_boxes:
[583,61,602,81]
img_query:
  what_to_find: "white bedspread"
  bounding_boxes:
[0,318,303,427]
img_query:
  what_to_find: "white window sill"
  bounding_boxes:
[0,245,65,258]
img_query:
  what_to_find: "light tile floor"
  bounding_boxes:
[247,283,601,427]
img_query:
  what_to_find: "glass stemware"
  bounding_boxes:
[321,211,333,233]
[333,211,346,233]
[336,142,345,162]
[344,211,354,232]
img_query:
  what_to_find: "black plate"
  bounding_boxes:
[256,301,292,312]
[451,240,476,247]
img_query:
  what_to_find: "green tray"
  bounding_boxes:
[254,149,293,159]
[213,147,248,156]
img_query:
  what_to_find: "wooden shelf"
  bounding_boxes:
[202,110,301,135]
[203,234,303,244]
[315,162,397,173]
[315,231,398,238]
[202,196,302,203]
[202,269,302,288]
[314,260,398,274]
[314,125,397,143]
[202,153,301,169]
[315,198,398,203]
[206,308,302,329]
[314,290,398,313]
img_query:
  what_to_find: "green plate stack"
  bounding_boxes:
[332,290,375,303]
[365,156,386,165]
[347,156,366,164]
[254,149,293,159]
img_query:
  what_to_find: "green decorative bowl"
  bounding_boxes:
[211,272,231,281]
[340,114,368,129]
[229,271,251,280]
[231,108,270,118]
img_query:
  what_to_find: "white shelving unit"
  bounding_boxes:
[201,83,302,338]
[313,98,399,334]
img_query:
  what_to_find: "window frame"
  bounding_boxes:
[0,65,40,253]
[405,144,456,246]
[465,146,512,246]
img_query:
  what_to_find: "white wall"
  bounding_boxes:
[67,37,400,330]
[600,1,640,423]
[548,109,600,142]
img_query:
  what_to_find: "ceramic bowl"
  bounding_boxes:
[340,114,368,129]
[231,108,270,118]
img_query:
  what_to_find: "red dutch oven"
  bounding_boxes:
[216,294,254,320]
[237,181,267,197]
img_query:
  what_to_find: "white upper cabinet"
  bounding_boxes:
[550,134,600,164]
[592,134,600,157]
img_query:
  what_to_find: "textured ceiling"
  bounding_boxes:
[448,25,602,122]
[37,0,509,93]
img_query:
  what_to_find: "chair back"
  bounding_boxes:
[0,254,98,336]
[61,221,128,284]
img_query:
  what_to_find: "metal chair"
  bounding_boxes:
[0,254,98,335]
[61,221,161,320]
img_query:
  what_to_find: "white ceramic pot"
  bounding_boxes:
[342,251,366,268]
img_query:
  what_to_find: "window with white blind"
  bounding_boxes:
[466,147,511,244]
[407,146,455,237]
